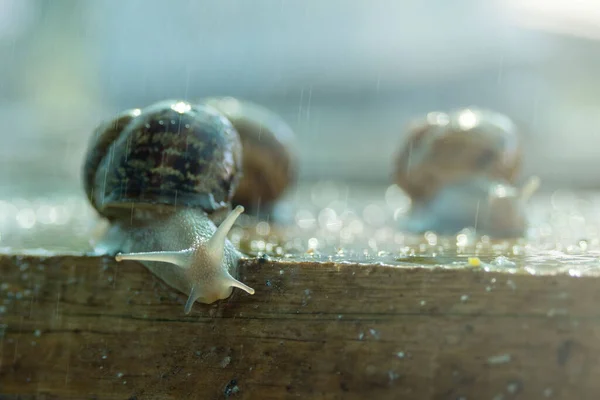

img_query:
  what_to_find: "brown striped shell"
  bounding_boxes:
[83,100,242,220]
[394,108,522,202]
[202,97,297,210]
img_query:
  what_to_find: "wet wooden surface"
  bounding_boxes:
[1,255,599,399]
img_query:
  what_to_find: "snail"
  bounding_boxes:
[202,97,297,212]
[393,108,539,237]
[83,100,255,314]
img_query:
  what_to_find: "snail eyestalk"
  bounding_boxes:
[520,176,541,202]
[207,205,245,265]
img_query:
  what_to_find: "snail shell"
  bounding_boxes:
[83,100,242,220]
[83,100,254,313]
[202,97,297,211]
[393,108,536,238]
[394,108,521,202]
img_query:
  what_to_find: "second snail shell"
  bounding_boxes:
[394,108,522,203]
[203,97,297,211]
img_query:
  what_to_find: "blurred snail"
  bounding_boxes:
[83,100,255,314]
[202,97,297,211]
[393,108,539,237]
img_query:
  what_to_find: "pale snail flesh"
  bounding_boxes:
[83,100,255,313]
[202,97,297,211]
[400,176,540,238]
[394,108,539,237]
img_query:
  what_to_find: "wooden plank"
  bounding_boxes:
[0,254,599,399]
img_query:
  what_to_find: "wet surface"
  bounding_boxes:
[1,181,600,276]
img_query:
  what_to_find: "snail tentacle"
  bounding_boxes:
[115,249,194,266]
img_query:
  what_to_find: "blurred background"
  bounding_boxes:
[2,0,600,192]
[2,0,600,251]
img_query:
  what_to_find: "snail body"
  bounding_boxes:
[107,206,252,313]
[83,100,254,313]
[394,108,537,237]
[399,176,538,237]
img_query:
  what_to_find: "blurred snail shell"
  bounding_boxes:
[394,108,522,203]
[83,100,254,314]
[393,108,537,238]
[202,97,297,211]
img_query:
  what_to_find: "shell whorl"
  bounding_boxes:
[202,97,297,210]
[83,100,242,219]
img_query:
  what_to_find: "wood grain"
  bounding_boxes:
[0,255,599,399]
